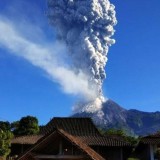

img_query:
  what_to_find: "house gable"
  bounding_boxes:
[17,129,105,160]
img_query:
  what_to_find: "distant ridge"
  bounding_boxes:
[72,99,160,136]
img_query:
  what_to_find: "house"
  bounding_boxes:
[10,117,132,160]
[10,135,43,158]
[136,132,160,160]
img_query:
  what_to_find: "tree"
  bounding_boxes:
[0,121,13,158]
[13,116,39,136]
[104,129,138,145]
[104,129,125,136]
[0,121,11,131]
[0,130,13,158]
[11,121,19,133]
[155,148,160,160]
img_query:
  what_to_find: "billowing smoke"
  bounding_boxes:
[47,0,117,112]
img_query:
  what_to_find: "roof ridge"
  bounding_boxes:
[13,134,43,138]
[58,129,105,160]
[44,117,101,136]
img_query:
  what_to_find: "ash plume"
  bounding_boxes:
[47,0,117,112]
[0,17,96,100]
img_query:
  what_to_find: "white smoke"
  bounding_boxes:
[47,0,117,112]
[0,16,98,100]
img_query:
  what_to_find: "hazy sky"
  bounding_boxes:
[0,0,160,125]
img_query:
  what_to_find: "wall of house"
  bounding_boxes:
[10,144,32,158]
[91,146,130,160]
[135,144,151,160]
[122,147,133,160]
[60,138,87,156]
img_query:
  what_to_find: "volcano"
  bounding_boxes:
[72,99,160,136]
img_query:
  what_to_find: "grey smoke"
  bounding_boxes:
[47,0,117,111]
[0,0,117,114]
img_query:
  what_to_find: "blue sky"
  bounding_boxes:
[0,0,160,125]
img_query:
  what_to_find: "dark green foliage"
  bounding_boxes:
[0,121,11,131]
[0,116,40,157]
[13,116,39,136]
[98,128,106,135]
[11,121,19,133]
[155,148,160,160]
[104,129,125,136]
[0,121,13,157]
[0,130,13,157]
[104,129,138,145]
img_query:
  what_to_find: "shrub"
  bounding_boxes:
[0,130,13,157]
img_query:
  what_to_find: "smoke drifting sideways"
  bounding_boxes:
[47,0,117,113]
[0,17,96,101]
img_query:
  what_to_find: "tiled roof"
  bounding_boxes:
[12,118,131,147]
[44,118,131,147]
[79,136,132,147]
[43,117,100,136]
[148,132,160,137]
[140,138,160,144]
[140,132,160,144]
[11,135,43,145]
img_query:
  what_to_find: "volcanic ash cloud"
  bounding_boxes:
[47,0,117,112]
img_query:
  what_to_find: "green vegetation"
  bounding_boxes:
[104,128,125,136]
[0,122,10,131]
[0,130,13,157]
[0,121,13,158]
[0,115,40,136]
[155,148,160,160]
[12,116,39,136]
[0,115,39,158]
[102,128,139,145]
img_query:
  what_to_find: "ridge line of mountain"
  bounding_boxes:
[72,99,160,136]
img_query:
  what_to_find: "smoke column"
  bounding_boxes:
[47,0,117,112]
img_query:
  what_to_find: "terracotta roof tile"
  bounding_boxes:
[147,132,160,138]
[140,138,160,144]
[11,135,43,145]
[79,136,132,146]
[140,132,160,144]
[43,117,100,136]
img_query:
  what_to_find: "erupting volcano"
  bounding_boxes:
[47,0,117,113]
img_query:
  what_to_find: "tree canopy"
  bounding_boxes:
[0,116,40,157]
[0,121,13,157]
[0,121,11,131]
[0,130,13,157]
[103,129,138,145]
[12,116,39,136]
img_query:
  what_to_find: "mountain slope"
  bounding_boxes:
[72,99,160,135]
